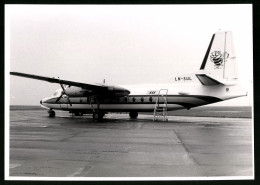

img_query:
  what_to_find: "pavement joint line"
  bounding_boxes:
[172,129,198,166]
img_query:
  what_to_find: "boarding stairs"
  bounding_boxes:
[153,89,168,122]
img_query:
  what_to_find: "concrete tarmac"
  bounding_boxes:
[9,109,253,178]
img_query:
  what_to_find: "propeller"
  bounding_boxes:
[55,84,72,106]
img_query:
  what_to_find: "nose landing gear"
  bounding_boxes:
[48,109,55,117]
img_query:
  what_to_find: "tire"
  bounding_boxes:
[93,112,104,120]
[48,110,55,117]
[129,111,138,119]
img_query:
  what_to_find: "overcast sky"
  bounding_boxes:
[6,5,253,106]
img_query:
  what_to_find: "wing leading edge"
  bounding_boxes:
[10,72,130,96]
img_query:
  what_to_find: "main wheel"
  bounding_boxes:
[48,110,55,117]
[93,112,105,120]
[129,111,138,119]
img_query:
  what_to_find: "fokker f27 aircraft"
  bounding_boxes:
[10,31,247,120]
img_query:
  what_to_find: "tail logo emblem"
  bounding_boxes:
[210,51,229,69]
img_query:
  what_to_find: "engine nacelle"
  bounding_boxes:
[63,85,130,97]
[65,86,89,97]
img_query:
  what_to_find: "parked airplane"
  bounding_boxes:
[10,31,247,120]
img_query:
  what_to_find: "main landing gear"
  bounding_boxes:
[129,111,138,119]
[93,111,105,121]
[89,96,106,121]
[48,109,55,117]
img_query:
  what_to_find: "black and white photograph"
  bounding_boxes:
[5,4,253,180]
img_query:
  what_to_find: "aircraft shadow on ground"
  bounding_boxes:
[47,114,186,125]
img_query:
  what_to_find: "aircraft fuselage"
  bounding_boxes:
[41,83,246,113]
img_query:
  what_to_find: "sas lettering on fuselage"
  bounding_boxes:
[175,77,192,81]
[147,91,156,94]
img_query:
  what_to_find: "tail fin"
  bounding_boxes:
[196,31,238,86]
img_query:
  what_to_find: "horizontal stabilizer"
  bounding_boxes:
[196,74,223,86]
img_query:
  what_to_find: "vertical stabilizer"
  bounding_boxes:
[198,31,238,85]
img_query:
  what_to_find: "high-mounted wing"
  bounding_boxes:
[10,72,130,96]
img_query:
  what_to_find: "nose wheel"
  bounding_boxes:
[48,109,55,117]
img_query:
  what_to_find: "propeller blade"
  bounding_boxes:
[60,84,72,106]
[55,94,63,103]
[60,84,66,92]
[67,96,72,106]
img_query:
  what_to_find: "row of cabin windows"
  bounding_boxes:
[81,96,154,103]
[124,96,153,103]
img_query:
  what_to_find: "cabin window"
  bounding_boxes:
[80,99,83,103]
[132,97,136,102]
[149,96,153,102]
[124,96,128,102]
[141,97,144,102]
